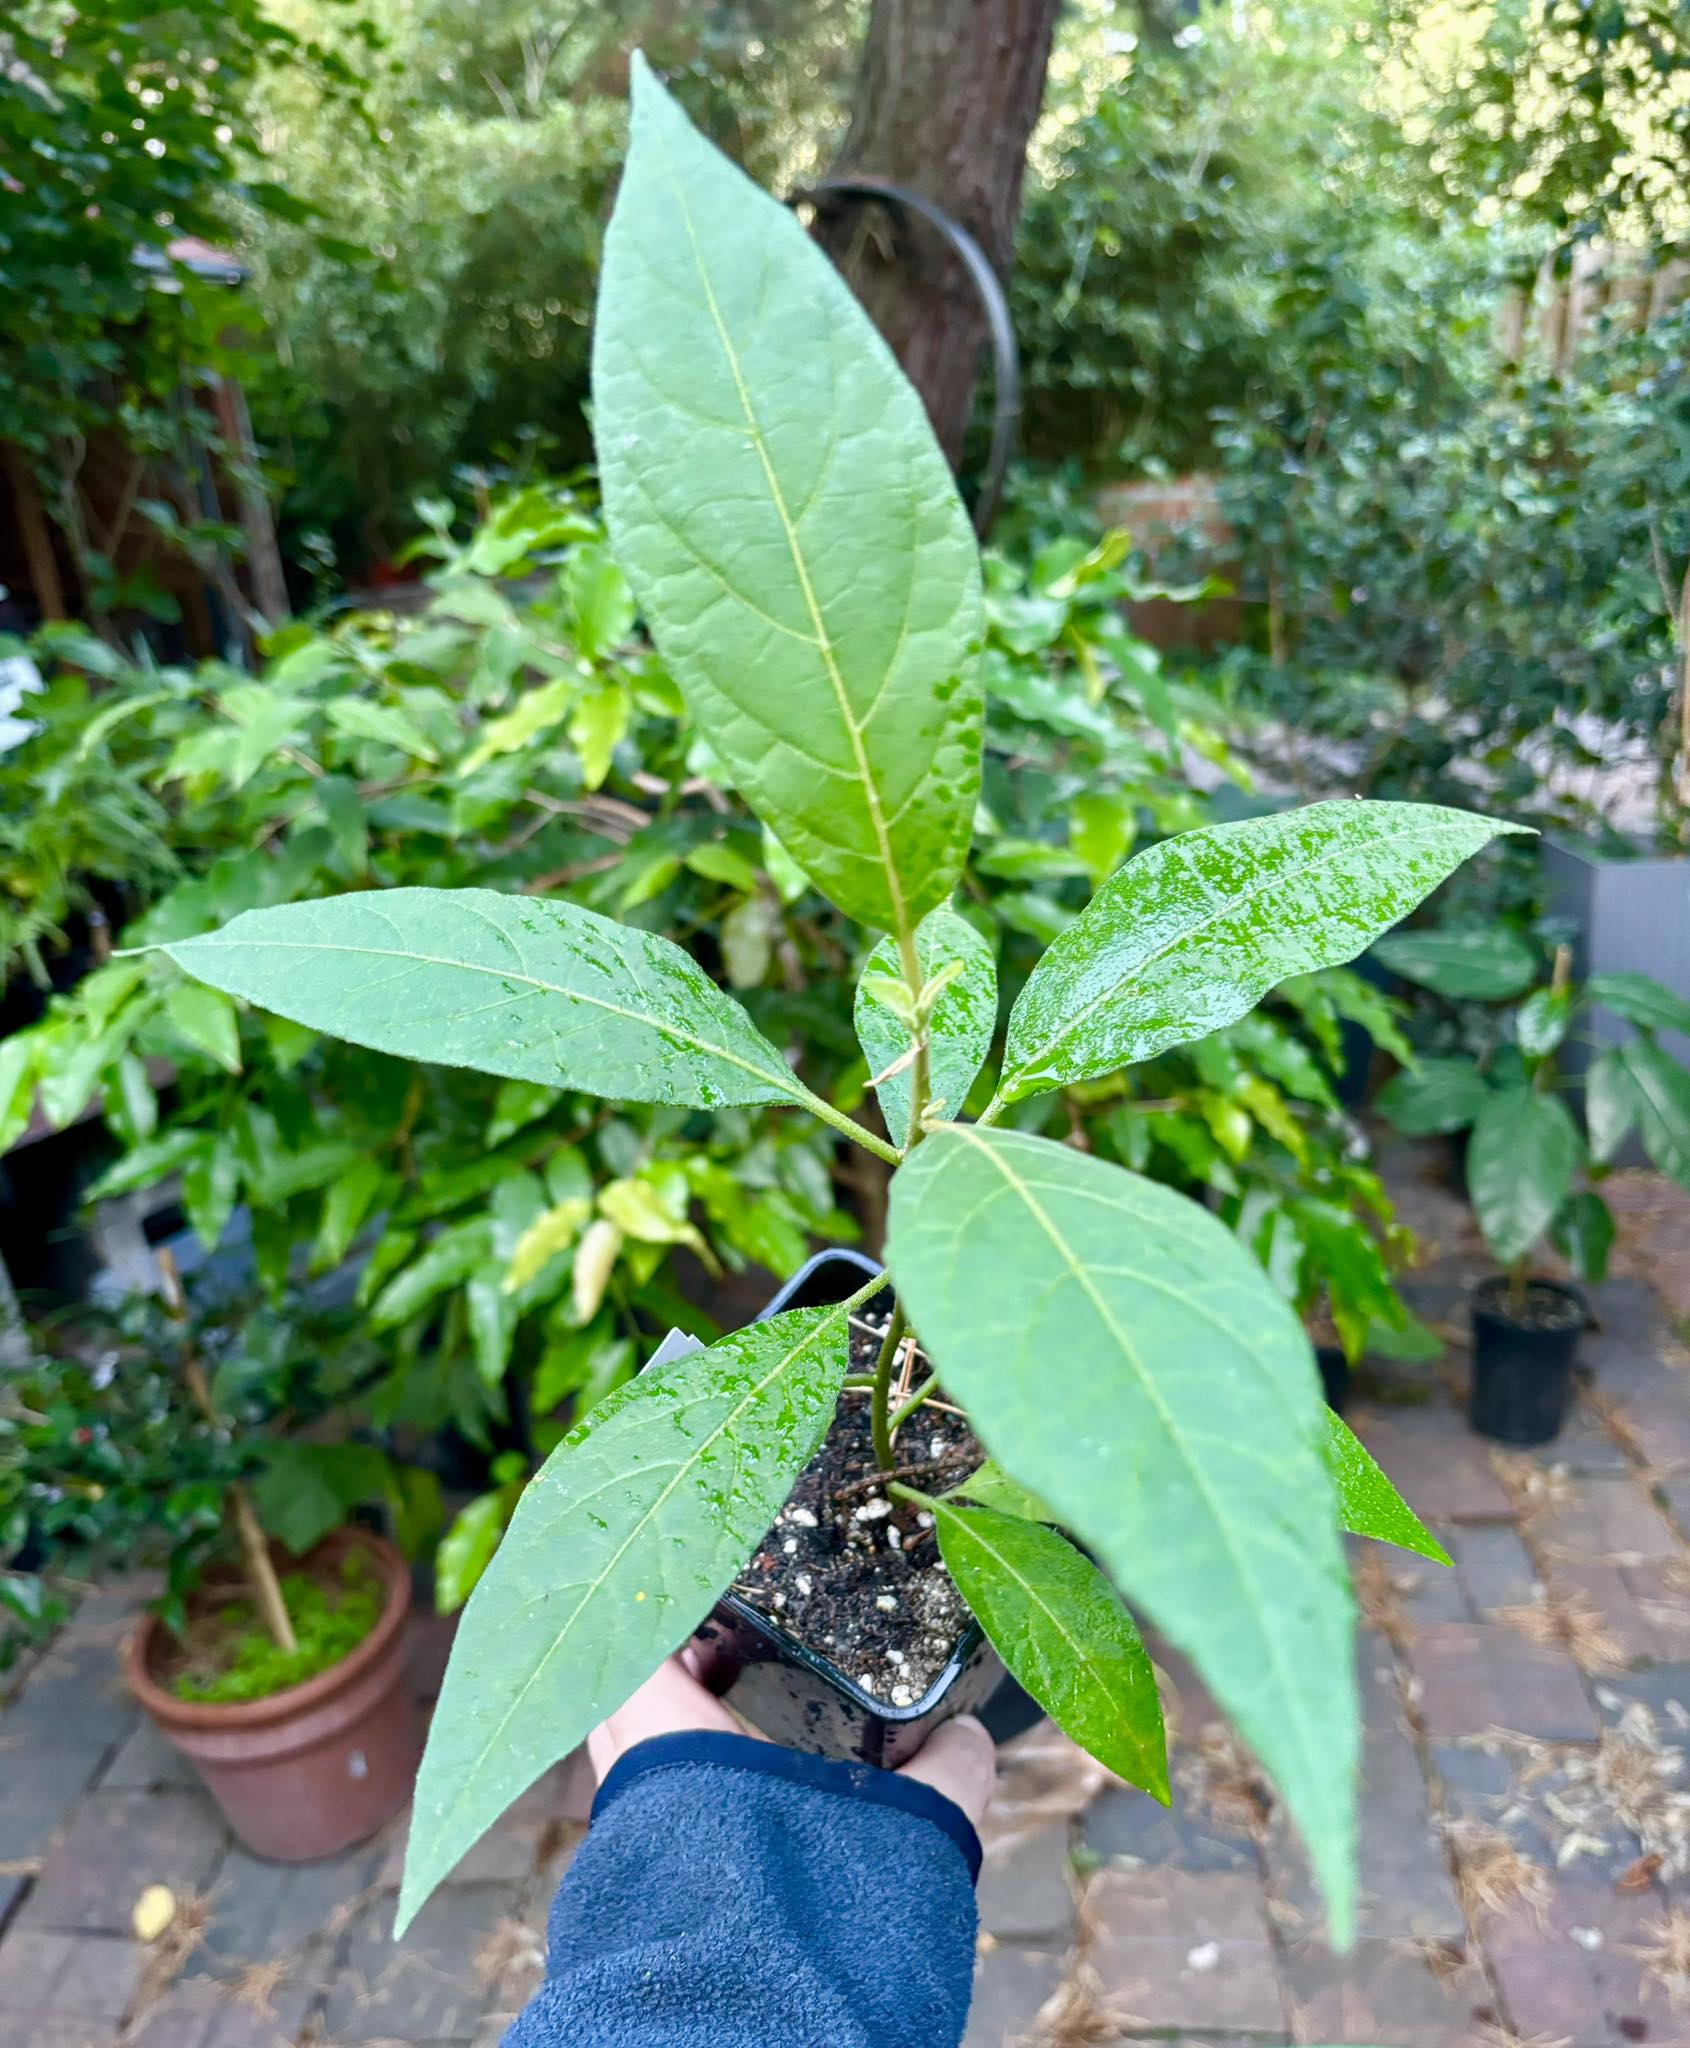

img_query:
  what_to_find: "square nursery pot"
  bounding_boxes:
[1544,838,1690,1086]
[687,1249,1022,1767]
[124,1527,422,1861]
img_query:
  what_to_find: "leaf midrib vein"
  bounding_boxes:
[938,1125,1326,1775]
[1009,818,1484,1085]
[178,932,795,1102]
[656,138,911,948]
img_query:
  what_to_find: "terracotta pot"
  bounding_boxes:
[124,1527,422,1861]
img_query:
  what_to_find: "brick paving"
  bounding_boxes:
[2,1149,1687,2048]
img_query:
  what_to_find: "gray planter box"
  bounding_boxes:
[1543,838,1690,1071]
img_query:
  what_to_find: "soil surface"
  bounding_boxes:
[1476,1275,1588,1333]
[733,1312,982,1705]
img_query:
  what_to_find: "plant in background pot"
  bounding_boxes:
[143,57,1519,1940]
[3,1257,430,1859]
[1378,949,1690,1444]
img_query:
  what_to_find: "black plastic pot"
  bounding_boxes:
[689,1248,1016,1767]
[1468,1277,1585,1447]
[1315,1345,1351,1414]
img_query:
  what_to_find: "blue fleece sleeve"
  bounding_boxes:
[503,1729,981,2048]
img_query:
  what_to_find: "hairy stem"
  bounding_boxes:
[792,1079,902,1165]
[869,1303,907,1472]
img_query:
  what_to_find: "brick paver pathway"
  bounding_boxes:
[4,1150,1688,2047]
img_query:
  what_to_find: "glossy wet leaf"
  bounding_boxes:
[1467,1085,1582,1265]
[160,888,810,1113]
[1321,1413,1449,1564]
[1375,1056,1491,1136]
[398,1300,853,1932]
[1617,1035,1690,1187]
[1372,924,1539,1001]
[1517,987,1572,1059]
[928,1498,1168,1799]
[593,57,983,937]
[1000,801,1522,1102]
[888,1124,1357,1937]
[854,907,996,1144]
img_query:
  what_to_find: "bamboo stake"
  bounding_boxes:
[155,1249,298,1655]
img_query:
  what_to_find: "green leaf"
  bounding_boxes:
[504,1197,593,1293]
[593,56,983,937]
[1586,1044,1639,1165]
[1585,971,1690,1039]
[999,801,1522,1104]
[398,1297,855,1933]
[685,841,761,893]
[1467,1086,1582,1266]
[946,1459,1056,1523]
[328,696,439,762]
[254,1442,394,1557]
[164,982,241,1073]
[85,1126,206,1200]
[854,908,997,1144]
[457,677,575,777]
[565,543,636,661]
[313,1156,386,1271]
[1068,790,1137,887]
[887,1125,1357,1938]
[1376,1057,1491,1137]
[720,893,776,989]
[370,1221,491,1329]
[1371,925,1538,1001]
[1517,987,1572,1059]
[925,1498,1168,1800]
[434,1487,518,1616]
[1617,1035,1690,1186]
[1551,1188,1617,1284]
[181,1140,239,1251]
[570,684,628,791]
[0,1033,36,1153]
[161,888,814,1115]
[1321,1414,1449,1564]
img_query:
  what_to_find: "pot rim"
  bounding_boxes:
[124,1525,410,1733]
[1471,1273,1587,1332]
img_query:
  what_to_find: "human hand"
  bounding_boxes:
[587,1653,997,1827]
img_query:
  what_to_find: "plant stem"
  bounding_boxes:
[869,1304,907,1473]
[1506,1258,1529,1321]
[886,1376,938,1440]
[896,927,932,1153]
[792,1080,902,1165]
[156,1249,299,1657]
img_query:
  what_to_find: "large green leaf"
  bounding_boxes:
[854,907,996,1145]
[1586,1044,1638,1164]
[1586,971,1690,1040]
[997,801,1522,1104]
[924,1496,1168,1800]
[398,1300,854,1932]
[1619,1035,1690,1186]
[1375,1056,1491,1136]
[159,888,808,1114]
[593,57,982,937]
[1466,1085,1582,1265]
[1372,925,1539,1001]
[887,1124,1357,1938]
[1322,1413,1450,1565]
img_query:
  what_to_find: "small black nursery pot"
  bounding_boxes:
[1468,1276,1585,1447]
[688,1248,1011,1767]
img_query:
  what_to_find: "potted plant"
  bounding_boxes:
[1378,948,1690,1443]
[3,1258,429,1860]
[144,58,1509,1942]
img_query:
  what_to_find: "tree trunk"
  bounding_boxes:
[812,0,1060,465]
